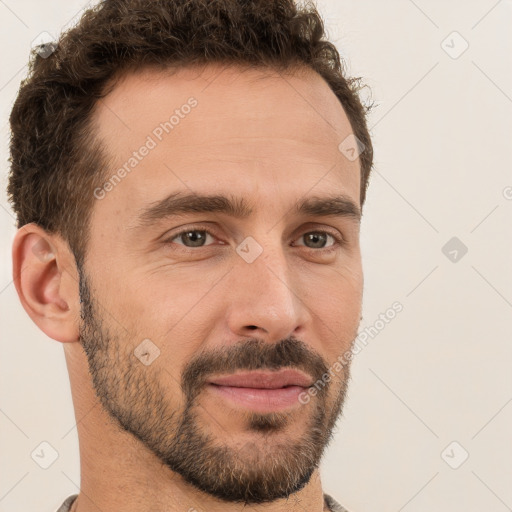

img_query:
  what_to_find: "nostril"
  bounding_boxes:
[246,325,258,330]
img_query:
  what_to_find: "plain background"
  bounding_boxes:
[1,1,511,511]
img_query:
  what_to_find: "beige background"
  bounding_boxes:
[1,1,511,511]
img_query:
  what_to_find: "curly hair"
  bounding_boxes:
[7,0,373,267]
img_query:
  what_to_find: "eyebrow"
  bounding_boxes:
[134,191,361,229]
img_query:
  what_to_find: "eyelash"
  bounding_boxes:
[164,225,344,252]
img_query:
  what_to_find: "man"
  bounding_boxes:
[7,0,373,510]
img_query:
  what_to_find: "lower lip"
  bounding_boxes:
[206,383,307,412]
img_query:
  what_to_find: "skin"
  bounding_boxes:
[12,63,363,512]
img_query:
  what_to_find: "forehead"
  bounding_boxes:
[89,64,360,226]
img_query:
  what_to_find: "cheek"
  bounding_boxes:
[100,263,220,330]
[303,262,363,346]
[109,275,220,369]
[319,287,361,333]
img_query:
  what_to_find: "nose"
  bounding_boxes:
[225,241,310,343]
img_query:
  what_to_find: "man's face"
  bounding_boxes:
[79,64,363,505]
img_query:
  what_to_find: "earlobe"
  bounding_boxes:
[12,224,80,343]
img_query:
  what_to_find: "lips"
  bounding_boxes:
[207,369,313,389]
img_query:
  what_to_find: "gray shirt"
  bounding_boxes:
[56,493,350,511]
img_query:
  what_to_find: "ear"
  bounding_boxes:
[12,223,80,343]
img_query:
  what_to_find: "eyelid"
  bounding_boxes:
[292,222,346,249]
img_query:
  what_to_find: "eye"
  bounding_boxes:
[163,226,343,251]
[295,231,340,250]
[168,228,217,248]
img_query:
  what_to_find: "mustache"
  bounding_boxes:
[181,336,330,401]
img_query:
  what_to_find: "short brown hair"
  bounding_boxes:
[7,0,373,267]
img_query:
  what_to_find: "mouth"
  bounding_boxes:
[206,369,313,412]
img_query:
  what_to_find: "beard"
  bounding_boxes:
[78,266,354,505]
